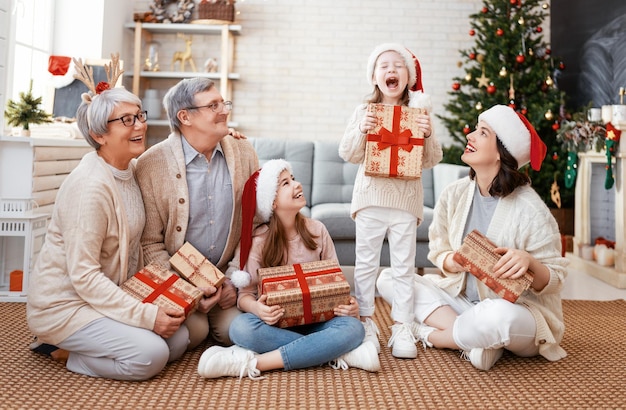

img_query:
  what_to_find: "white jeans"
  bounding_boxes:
[58,317,189,381]
[354,206,416,323]
[376,268,539,357]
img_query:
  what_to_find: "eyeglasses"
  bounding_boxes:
[185,101,233,113]
[107,111,148,127]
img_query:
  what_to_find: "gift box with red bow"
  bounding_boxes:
[169,242,226,288]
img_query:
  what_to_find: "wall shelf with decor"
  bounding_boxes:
[125,22,241,146]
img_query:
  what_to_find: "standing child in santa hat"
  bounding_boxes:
[197,159,380,380]
[339,43,443,359]
[377,104,569,371]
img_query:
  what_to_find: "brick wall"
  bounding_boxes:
[132,0,551,147]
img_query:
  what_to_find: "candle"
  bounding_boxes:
[581,245,594,261]
[602,105,613,124]
[595,244,615,267]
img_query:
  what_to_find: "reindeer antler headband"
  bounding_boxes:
[72,53,124,103]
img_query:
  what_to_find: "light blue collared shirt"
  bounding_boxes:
[181,136,233,265]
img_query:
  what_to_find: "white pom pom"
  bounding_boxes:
[230,270,251,288]
[408,91,432,111]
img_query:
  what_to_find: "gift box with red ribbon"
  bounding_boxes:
[258,260,351,328]
[365,103,425,179]
[121,263,203,317]
[169,242,226,288]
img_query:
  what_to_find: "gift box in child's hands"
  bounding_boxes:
[365,103,425,180]
[169,242,226,288]
[257,259,351,328]
[121,263,203,317]
[453,230,533,303]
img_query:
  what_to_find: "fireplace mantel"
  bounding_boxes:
[573,147,626,288]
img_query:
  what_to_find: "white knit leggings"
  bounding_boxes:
[377,268,539,357]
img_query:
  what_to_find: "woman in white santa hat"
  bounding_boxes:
[197,159,380,379]
[377,104,569,371]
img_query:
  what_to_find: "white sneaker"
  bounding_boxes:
[198,345,263,380]
[329,341,380,372]
[468,348,504,371]
[387,323,418,359]
[410,321,435,349]
[362,318,381,354]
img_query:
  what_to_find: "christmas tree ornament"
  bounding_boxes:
[516,53,526,64]
[499,66,508,77]
[542,3,549,9]
[604,122,622,189]
[481,6,488,13]
[475,101,483,111]
[469,29,476,36]
[550,176,562,208]
[469,52,476,60]
[476,67,490,88]
[558,61,565,70]
[457,61,463,68]
[465,73,472,82]
[496,28,504,36]
[552,121,560,131]
[518,17,525,25]
[476,54,485,64]
[463,124,471,134]
[508,75,515,100]
[545,75,554,87]
[452,82,461,91]
[545,109,554,121]
[536,26,543,33]
[487,83,496,94]
[521,107,528,115]
[545,48,551,55]
[528,48,534,56]
[508,100,516,109]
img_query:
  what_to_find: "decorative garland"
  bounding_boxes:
[150,0,195,24]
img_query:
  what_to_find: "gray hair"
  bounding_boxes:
[76,87,142,150]
[163,77,215,134]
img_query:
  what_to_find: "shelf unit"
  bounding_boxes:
[126,21,240,105]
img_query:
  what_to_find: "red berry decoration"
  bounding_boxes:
[463,125,471,134]
[469,52,476,60]
[516,54,525,64]
[552,122,560,131]
[452,82,461,91]
[486,84,496,94]
[469,29,475,36]
[536,26,543,33]
[496,28,504,36]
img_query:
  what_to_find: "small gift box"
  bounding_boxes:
[121,263,203,317]
[364,103,425,180]
[169,242,226,288]
[453,230,533,303]
[258,260,351,328]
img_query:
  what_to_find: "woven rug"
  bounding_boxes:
[0,299,624,410]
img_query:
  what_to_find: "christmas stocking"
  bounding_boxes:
[564,151,577,189]
[605,122,622,190]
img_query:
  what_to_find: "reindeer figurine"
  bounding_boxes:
[171,34,197,72]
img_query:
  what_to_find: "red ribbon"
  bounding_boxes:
[367,105,423,177]
[260,265,342,325]
[134,271,193,315]
[175,248,221,284]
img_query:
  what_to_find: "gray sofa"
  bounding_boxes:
[250,138,469,268]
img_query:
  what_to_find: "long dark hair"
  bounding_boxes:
[468,137,530,198]
[261,212,319,268]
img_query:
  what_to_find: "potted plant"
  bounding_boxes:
[4,80,52,136]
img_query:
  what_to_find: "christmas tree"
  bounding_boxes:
[438,0,572,208]
[4,80,52,132]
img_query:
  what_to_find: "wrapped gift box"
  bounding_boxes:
[453,230,533,303]
[365,103,425,179]
[169,242,226,288]
[258,260,351,328]
[121,263,203,317]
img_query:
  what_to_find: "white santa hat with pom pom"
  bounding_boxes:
[230,159,293,289]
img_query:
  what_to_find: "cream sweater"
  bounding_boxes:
[27,152,157,345]
[427,177,569,361]
[136,133,259,273]
[339,103,443,223]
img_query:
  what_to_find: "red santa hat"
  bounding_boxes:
[231,159,293,289]
[478,104,547,171]
[366,43,431,109]
[48,55,78,89]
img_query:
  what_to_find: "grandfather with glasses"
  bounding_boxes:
[136,77,259,350]
[28,84,189,381]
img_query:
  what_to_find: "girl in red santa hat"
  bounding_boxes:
[377,104,569,371]
[197,159,380,379]
[339,43,443,359]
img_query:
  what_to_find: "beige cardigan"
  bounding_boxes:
[136,133,259,273]
[27,152,157,345]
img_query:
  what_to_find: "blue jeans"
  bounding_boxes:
[229,313,364,370]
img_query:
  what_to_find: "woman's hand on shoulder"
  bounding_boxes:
[228,128,246,139]
[255,294,285,325]
[334,296,359,318]
[153,307,185,338]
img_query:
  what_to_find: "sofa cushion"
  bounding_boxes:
[310,203,355,239]
[249,138,314,209]
[311,141,359,206]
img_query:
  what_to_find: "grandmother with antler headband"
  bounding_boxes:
[26,54,188,381]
